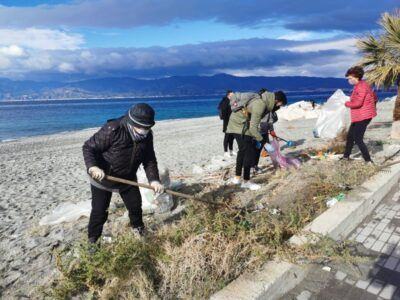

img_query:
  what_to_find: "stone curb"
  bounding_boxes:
[211,163,400,300]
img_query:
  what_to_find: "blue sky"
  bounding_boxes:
[0,0,397,80]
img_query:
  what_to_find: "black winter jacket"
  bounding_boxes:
[82,116,160,189]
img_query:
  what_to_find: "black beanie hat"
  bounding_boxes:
[126,103,155,128]
[274,91,287,106]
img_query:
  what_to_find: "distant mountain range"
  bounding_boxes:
[0,73,350,100]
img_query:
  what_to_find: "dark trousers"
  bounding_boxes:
[343,119,372,162]
[253,134,269,168]
[233,134,255,181]
[88,185,144,241]
[223,133,234,152]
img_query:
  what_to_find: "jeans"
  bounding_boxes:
[233,134,255,180]
[343,119,372,162]
[88,184,143,241]
[223,133,234,152]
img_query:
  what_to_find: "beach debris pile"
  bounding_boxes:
[277,100,321,121]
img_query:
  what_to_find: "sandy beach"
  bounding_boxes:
[0,100,397,297]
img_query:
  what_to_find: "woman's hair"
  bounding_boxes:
[345,66,364,80]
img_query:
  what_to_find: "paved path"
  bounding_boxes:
[283,178,400,300]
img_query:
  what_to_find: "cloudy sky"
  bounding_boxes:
[0,0,398,81]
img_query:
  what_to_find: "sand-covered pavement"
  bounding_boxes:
[0,100,397,297]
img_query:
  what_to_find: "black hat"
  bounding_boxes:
[126,103,155,128]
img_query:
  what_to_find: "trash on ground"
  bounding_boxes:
[137,165,173,214]
[39,201,92,226]
[326,193,345,208]
[269,139,301,169]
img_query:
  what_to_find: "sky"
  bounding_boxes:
[0,0,398,81]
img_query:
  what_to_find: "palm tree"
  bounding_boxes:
[357,10,400,139]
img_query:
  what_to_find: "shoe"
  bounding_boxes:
[365,160,375,165]
[227,177,241,185]
[224,151,232,158]
[88,237,99,255]
[241,181,261,191]
[230,150,237,156]
[132,226,145,238]
[252,166,263,175]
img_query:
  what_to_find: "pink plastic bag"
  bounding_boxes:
[268,140,301,169]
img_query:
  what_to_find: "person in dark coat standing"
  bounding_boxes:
[82,103,164,243]
[218,90,236,158]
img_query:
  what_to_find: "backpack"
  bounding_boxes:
[217,97,231,120]
[229,92,259,112]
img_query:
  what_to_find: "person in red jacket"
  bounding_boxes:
[342,66,377,162]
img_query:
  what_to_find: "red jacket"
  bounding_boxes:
[345,80,377,123]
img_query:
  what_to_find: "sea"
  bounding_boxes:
[0,90,396,141]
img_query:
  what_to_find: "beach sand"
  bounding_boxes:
[0,100,396,297]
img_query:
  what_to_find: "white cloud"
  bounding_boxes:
[0,45,25,57]
[0,28,84,50]
[278,31,312,41]
[58,62,75,73]
[285,38,357,53]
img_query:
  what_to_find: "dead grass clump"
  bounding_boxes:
[47,160,377,299]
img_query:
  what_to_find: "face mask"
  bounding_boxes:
[133,127,150,136]
[348,77,358,85]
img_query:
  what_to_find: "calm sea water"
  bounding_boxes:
[0,90,395,141]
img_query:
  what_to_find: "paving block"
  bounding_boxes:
[366,279,385,295]
[379,232,392,243]
[356,234,368,243]
[335,270,347,281]
[355,279,372,290]
[388,234,400,245]
[376,222,388,231]
[381,243,396,255]
[392,247,400,258]
[379,284,398,300]
[361,226,374,236]
[383,256,400,270]
[376,257,388,267]
[372,240,385,252]
[364,237,376,249]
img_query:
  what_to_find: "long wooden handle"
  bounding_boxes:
[105,175,194,199]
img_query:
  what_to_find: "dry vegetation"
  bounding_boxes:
[45,159,377,299]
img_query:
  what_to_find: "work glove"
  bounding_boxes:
[255,141,262,149]
[150,181,165,194]
[88,166,105,181]
[264,143,275,153]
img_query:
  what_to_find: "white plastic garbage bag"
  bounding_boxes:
[39,201,91,226]
[314,89,350,139]
[137,165,173,214]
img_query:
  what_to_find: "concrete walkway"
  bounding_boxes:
[282,178,400,300]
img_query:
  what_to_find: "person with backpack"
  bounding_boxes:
[252,107,280,174]
[218,90,236,157]
[82,103,164,243]
[342,66,377,163]
[226,90,287,190]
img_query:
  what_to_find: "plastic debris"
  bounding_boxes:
[322,266,332,272]
[326,193,345,207]
[314,90,350,139]
[39,201,91,226]
[268,140,301,169]
[137,165,173,215]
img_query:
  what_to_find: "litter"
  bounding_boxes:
[326,193,345,208]
[314,90,350,139]
[322,266,332,272]
[137,165,174,214]
[268,139,301,169]
[39,200,91,226]
[277,100,321,121]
